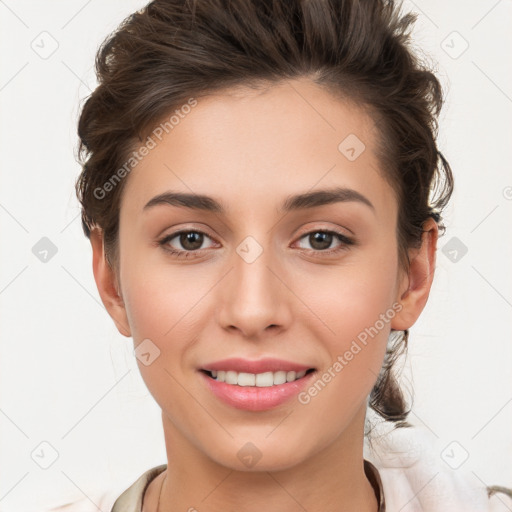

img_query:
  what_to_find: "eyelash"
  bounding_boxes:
[157,228,355,260]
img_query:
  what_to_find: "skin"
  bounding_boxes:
[90,78,438,512]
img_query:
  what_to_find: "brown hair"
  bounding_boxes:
[76,0,454,424]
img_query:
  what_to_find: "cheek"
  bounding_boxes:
[303,248,399,347]
[119,242,213,343]
[122,274,188,342]
[119,265,208,411]
[297,247,400,403]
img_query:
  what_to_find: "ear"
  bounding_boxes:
[90,228,131,337]
[391,217,438,331]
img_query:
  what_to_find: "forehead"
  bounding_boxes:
[120,78,397,220]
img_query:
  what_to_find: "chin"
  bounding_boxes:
[206,435,313,473]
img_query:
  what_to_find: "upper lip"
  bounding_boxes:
[201,357,314,374]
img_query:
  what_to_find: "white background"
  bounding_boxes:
[0,0,511,510]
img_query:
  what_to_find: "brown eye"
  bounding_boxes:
[159,230,216,257]
[178,231,204,251]
[296,230,354,253]
[307,232,334,251]
[299,229,356,257]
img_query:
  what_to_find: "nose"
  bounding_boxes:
[216,238,292,340]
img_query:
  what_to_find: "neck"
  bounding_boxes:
[151,405,378,512]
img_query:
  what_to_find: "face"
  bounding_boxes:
[94,78,434,472]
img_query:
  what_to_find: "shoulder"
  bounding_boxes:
[40,491,119,512]
[365,423,512,512]
[41,464,167,512]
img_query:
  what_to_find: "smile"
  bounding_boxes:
[199,358,318,411]
[203,369,314,387]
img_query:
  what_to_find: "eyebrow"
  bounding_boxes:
[143,186,375,214]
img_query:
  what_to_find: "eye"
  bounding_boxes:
[158,227,355,260]
[294,229,355,255]
[158,229,217,258]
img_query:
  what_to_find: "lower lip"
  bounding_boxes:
[199,371,316,411]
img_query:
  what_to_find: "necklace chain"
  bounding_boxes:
[156,472,166,512]
[155,463,381,511]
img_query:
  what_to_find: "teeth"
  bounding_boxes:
[273,371,287,385]
[237,372,256,386]
[225,371,238,385]
[209,369,309,386]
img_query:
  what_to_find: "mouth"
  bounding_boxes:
[198,358,318,411]
[199,360,317,412]
[200,368,316,387]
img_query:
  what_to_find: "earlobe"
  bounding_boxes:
[90,229,131,338]
[391,217,438,331]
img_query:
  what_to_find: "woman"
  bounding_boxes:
[55,0,512,510]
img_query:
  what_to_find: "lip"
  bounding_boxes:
[200,370,316,411]
[201,357,314,374]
